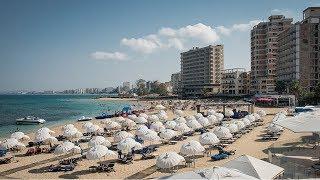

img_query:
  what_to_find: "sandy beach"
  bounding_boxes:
[0,105,309,179]
[97,97,138,101]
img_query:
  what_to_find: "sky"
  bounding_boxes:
[0,0,319,92]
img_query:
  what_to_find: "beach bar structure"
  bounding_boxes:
[200,102,254,114]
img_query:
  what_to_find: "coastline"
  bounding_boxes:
[97,97,138,101]
[0,105,309,179]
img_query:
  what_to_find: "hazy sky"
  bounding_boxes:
[0,0,319,91]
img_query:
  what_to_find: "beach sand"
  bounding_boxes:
[0,106,309,179]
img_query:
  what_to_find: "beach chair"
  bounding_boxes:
[211,153,228,161]
[141,153,156,160]
[26,148,36,156]
[0,149,7,157]
[0,157,13,164]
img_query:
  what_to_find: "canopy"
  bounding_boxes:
[223,155,284,179]
[273,112,320,133]
[156,152,185,169]
[180,140,205,155]
[86,145,116,160]
[160,166,257,179]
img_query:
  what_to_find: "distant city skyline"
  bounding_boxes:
[0,0,319,91]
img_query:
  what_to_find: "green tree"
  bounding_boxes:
[314,82,320,103]
[289,80,302,97]
[275,81,286,94]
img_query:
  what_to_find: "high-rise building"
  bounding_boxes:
[122,82,131,92]
[171,72,181,95]
[251,15,293,94]
[180,45,224,96]
[221,68,250,95]
[277,7,320,92]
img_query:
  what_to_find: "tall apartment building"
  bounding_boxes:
[180,45,224,96]
[221,68,250,95]
[251,15,293,94]
[171,72,181,95]
[277,7,320,92]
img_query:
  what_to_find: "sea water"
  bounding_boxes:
[0,94,131,138]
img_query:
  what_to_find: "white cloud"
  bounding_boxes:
[232,20,262,32]
[121,34,162,54]
[176,23,219,43]
[270,9,298,21]
[94,20,261,57]
[158,27,176,36]
[91,51,128,60]
[216,26,231,36]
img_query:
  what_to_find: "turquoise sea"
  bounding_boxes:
[0,95,131,138]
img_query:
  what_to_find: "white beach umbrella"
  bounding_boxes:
[117,138,142,153]
[72,146,82,154]
[82,122,93,130]
[234,120,246,130]
[141,130,161,142]
[156,152,185,169]
[88,136,111,147]
[34,132,53,143]
[134,116,147,124]
[14,142,26,151]
[185,115,196,121]
[0,138,20,150]
[253,113,261,121]
[167,166,257,179]
[54,141,75,155]
[214,113,224,121]
[180,140,205,155]
[246,114,256,123]
[114,116,126,123]
[135,125,149,136]
[174,123,192,133]
[225,109,234,118]
[164,121,177,129]
[158,110,167,115]
[175,117,186,124]
[197,117,210,127]
[150,121,165,132]
[199,132,220,145]
[11,132,30,141]
[174,109,184,117]
[62,124,75,131]
[159,129,177,140]
[207,115,218,125]
[43,136,58,145]
[86,124,104,134]
[114,131,134,143]
[155,104,166,110]
[268,124,283,133]
[194,113,204,120]
[139,113,148,119]
[122,118,136,129]
[207,109,216,116]
[157,113,168,121]
[37,127,55,135]
[104,121,121,130]
[186,119,202,129]
[242,118,251,127]
[257,110,267,117]
[63,127,82,139]
[86,145,116,160]
[226,123,239,133]
[148,115,160,122]
[213,127,233,139]
[127,114,137,120]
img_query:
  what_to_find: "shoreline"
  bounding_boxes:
[97,97,138,101]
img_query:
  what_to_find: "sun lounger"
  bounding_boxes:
[0,149,7,157]
[0,157,13,165]
[211,153,229,161]
[141,153,156,160]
